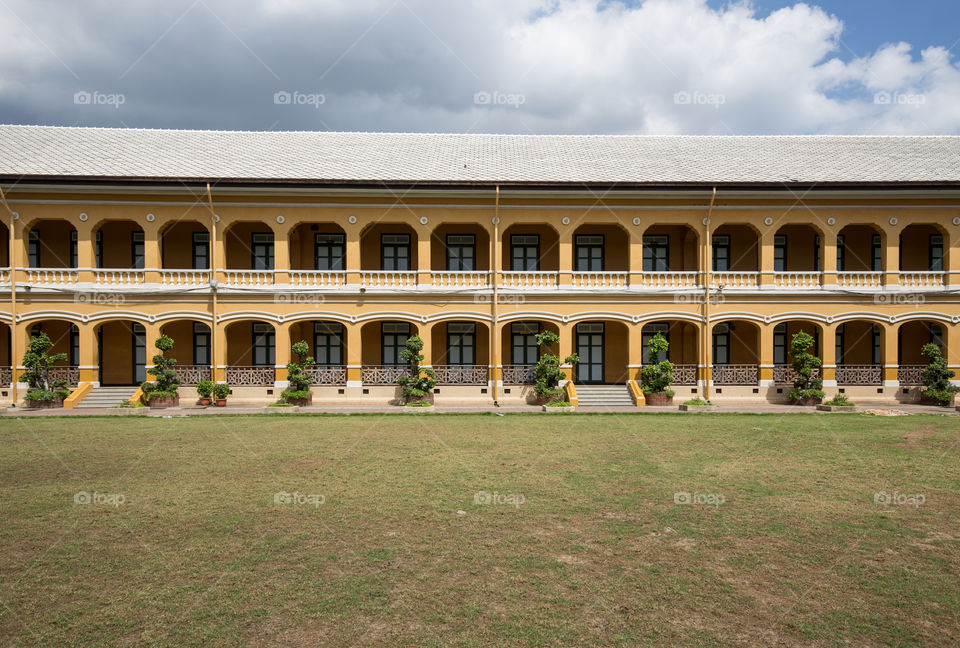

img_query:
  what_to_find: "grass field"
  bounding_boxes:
[1,413,958,647]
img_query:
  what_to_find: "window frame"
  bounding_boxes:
[251,323,276,366]
[510,234,540,271]
[193,322,211,366]
[511,322,540,365]
[314,233,345,271]
[575,234,604,272]
[251,232,275,271]
[445,234,476,271]
[381,233,411,271]
[642,235,670,272]
[313,322,343,365]
[711,234,730,272]
[192,231,210,270]
[446,322,476,365]
[381,322,410,366]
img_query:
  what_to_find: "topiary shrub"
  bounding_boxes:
[640,332,674,402]
[787,331,824,404]
[196,380,214,399]
[141,335,180,404]
[395,335,436,403]
[920,342,959,406]
[532,331,579,404]
[281,340,316,404]
[21,333,71,405]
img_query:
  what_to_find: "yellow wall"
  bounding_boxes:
[161,221,208,268]
[98,321,136,385]
[98,221,142,268]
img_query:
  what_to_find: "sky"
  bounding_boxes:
[0,0,957,135]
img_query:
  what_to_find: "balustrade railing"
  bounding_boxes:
[899,271,945,289]
[361,365,412,385]
[433,364,488,385]
[176,365,212,385]
[92,269,145,286]
[836,271,883,289]
[225,366,276,386]
[631,271,699,289]
[160,269,211,286]
[836,364,882,385]
[431,271,491,288]
[499,271,558,289]
[21,268,80,284]
[359,271,418,288]
[710,272,759,289]
[570,272,629,288]
[288,270,347,288]
[671,364,698,385]
[221,270,275,287]
[712,364,759,385]
[896,365,925,386]
[305,365,347,385]
[0,366,11,386]
[0,267,9,284]
[774,272,821,289]
[49,366,80,387]
[501,364,536,384]
[773,364,821,385]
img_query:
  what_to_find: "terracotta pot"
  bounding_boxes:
[792,397,822,406]
[25,398,63,409]
[198,397,211,406]
[215,399,227,407]
[148,395,180,408]
[644,392,673,406]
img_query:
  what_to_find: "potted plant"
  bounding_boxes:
[532,331,579,406]
[21,332,71,408]
[817,393,856,412]
[395,335,437,406]
[787,331,824,406]
[919,343,959,406]
[679,397,714,412]
[213,383,230,407]
[640,332,674,406]
[140,335,181,408]
[281,340,315,406]
[196,380,214,406]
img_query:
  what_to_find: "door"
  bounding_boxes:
[576,323,604,384]
[382,323,410,365]
[133,323,147,384]
[447,323,475,365]
[314,322,343,365]
[511,322,539,365]
[575,235,604,271]
[511,235,539,271]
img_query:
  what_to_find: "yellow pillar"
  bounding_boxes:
[947,224,960,287]
[558,226,573,287]
[418,322,433,367]
[12,321,31,388]
[415,225,432,286]
[345,322,363,388]
[273,224,290,284]
[759,229,776,288]
[820,323,837,387]
[628,323,643,381]
[77,323,99,384]
[628,225,646,287]
[883,323,899,387]
[213,321,227,383]
[559,322,575,382]
[75,221,95,283]
[822,227,837,288]
[758,323,774,384]
[275,321,292,382]
[142,322,162,382]
[345,224,362,285]
[884,225,901,288]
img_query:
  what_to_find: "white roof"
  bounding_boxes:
[1,125,958,186]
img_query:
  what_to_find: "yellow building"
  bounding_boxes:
[0,126,958,406]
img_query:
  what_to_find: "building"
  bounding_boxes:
[0,126,957,406]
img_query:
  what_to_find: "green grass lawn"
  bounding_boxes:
[1,413,958,647]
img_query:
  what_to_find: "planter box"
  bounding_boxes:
[792,397,822,406]
[644,393,673,406]
[25,398,63,409]
[264,406,299,414]
[679,404,715,412]
[541,405,575,413]
[816,404,857,412]
[286,395,312,407]
[147,395,180,408]
[402,405,435,413]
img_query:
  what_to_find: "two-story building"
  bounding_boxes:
[0,126,957,406]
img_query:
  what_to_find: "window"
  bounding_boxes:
[446,234,475,271]
[511,235,539,271]
[315,233,345,270]
[252,323,275,366]
[192,232,210,270]
[712,323,729,365]
[511,322,539,365]
[712,234,730,272]
[872,325,881,365]
[95,230,103,268]
[773,323,787,364]
[193,323,211,365]
[447,323,475,365]
[314,322,343,365]
[813,235,821,272]
[930,234,944,271]
[252,233,274,270]
[133,323,147,384]
[871,234,882,272]
[641,323,670,363]
[28,230,39,267]
[773,235,786,272]
[575,235,604,272]
[70,231,78,268]
[382,323,410,365]
[836,234,845,272]
[835,325,845,365]
[70,324,79,366]
[930,323,944,349]
[132,231,145,269]
[642,235,669,271]
[381,234,410,271]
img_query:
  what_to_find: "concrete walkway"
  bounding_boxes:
[1,402,956,417]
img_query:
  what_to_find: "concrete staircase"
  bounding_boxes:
[574,384,635,407]
[74,385,139,409]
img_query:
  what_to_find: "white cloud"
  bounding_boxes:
[0,0,957,134]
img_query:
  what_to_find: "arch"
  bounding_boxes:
[288,221,347,271]
[711,223,759,272]
[501,223,560,271]
[159,318,212,382]
[899,223,947,272]
[773,223,823,272]
[223,221,276,270]
[93,319,146,386]
[359,222,418,271]
[22,218,77,269]
[359,320,422,367]
[641,222,700,271]
[836,223,884,272]
[430,222,491,271]
[94,219,144,269]
[571,222,630,272]
[159,219,210,270]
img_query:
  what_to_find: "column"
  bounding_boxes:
[418,323,432,368]
[415,225,432,286]
[628,323,643,382]
[758,323,775,387]
[143,222,162,278]
[628,226,646,287]
[274,321,292,385]
[273,224,291,284]
[142,322,163,383]
[883,323,899,388]
[821,227,838,289]
[758,229,776,288]
[947,224,960,288]
[212,220,227,286]
[884,225,901,288]
[345,224,362,286]
[213,321,227,383]
[820,323,837,388]
[13,322,32,389]
[558,322,575,384]
[75,221,96,283]
[344,322,363,392]
[558,227,573,287]
[77,322,99,385]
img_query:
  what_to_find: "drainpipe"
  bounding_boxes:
[205,184,218,382]
[0,187,17,407]
[702,187,717,402]
[491,185,500,406]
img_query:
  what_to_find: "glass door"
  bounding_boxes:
[576,323,604,384]
[133,323,147,384]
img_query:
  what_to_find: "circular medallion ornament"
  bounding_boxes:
[827,217,836,226]
[763,217,773,226]
[11,211,19,220]
[889,217,898,226]
[78,212,88,222]
[561,216,570,225]
[276,215,285,224]
[146,213,156,222]
[419,216,428,225]
[214,213,221,223]
[953,217,960,226]
[492,217,500,225]
[632,217,641,226]
[702,217,711,226]
[348,215,357,224]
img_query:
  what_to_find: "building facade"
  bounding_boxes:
[0,127,958,406]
